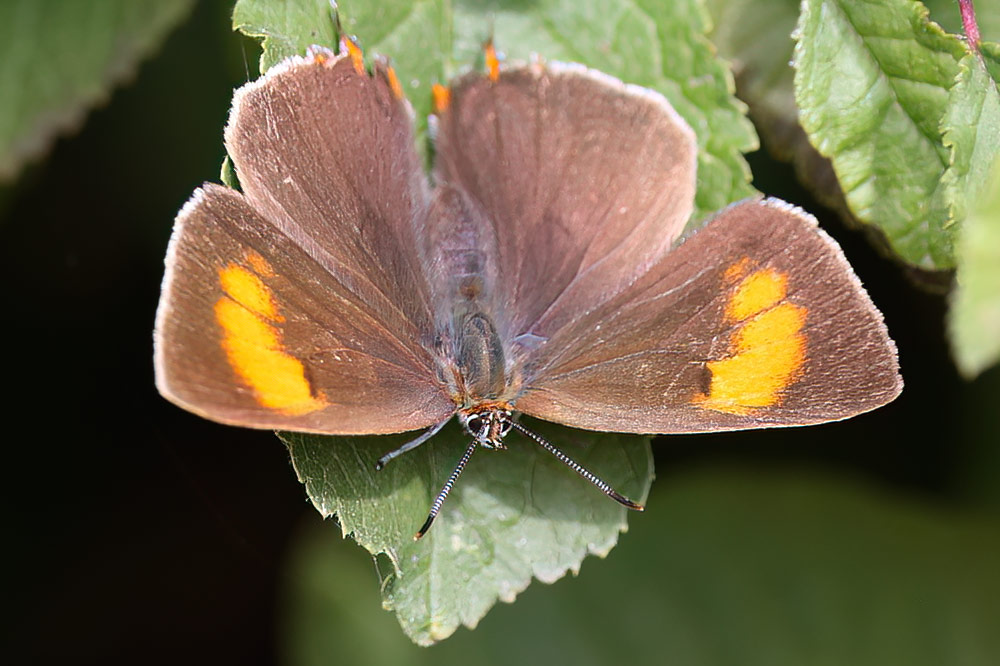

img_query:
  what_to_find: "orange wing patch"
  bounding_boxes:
[723,256,753,283]
[727,267,787,321]
[484,41,500,82]
[385,65,404,99]
[341,36,365,75]
[695,261,807,416]
[432,83,451,112]
[215,253,325,416]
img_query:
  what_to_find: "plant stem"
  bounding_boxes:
[959,0,981,54]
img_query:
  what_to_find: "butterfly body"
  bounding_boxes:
[438,303,520,448]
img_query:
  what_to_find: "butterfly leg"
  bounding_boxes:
[375,418,451,470]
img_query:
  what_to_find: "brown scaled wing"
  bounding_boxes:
[515,200,902,433]
[154,52,454,434]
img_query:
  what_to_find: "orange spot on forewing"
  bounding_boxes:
[385,66,404,99]
[698,304,807,415]
[215,263,324,416]
[695,264,807,415]
[728,268,787,322]
[245,250,274,277]
[484,42,500,81]
[342,37,364,74]
[218,264,279,321]
[723,257,753,284]
[432,84,451,112]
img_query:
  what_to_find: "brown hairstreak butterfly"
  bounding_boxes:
[154,40,902,538]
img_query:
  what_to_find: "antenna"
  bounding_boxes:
[510,421,644,511]
[393,415,644,540]
[414,440,478,540]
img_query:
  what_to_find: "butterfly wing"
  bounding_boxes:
[154,51,454,434]
[515,200,902,433]
[226,50,434,336]
[430,61,698,342]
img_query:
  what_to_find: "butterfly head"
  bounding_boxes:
[459,405,513,449]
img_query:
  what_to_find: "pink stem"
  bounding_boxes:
[959,0,981,53]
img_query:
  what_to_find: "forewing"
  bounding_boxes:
[431,62,697,341]
[155,185,454,434]
[225,49,434,340]
[515,200,902,433]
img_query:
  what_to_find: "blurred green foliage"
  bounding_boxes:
[0,0,194,181]
[283,468,1000,665]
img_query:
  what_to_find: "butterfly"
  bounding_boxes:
[154,40,902,538]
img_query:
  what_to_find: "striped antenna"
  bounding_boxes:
[414,439,479,540]
[510,421,644,511]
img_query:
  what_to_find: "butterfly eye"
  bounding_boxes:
[465,414,484,435]
[498,413,513,437]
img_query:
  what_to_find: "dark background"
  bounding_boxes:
[4,2,998,664]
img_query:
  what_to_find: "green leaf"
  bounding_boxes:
[220,155,239,190]
[949,155,1000,378]
[942,51,1000,377]
[704,0,852,218]
[982,42,1000,83]
[237,0,758,224]
[923,0,1000,40]
[232,0,338,72]
[709,1,1000,277]
[705,0,799,151]
[281,420,652,645]
[282,467,1000,665]
[940,53,1000,245]
[793,0,967,269]
[0,0,194,182]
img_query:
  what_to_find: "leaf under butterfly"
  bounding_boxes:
[281,419,653,645]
